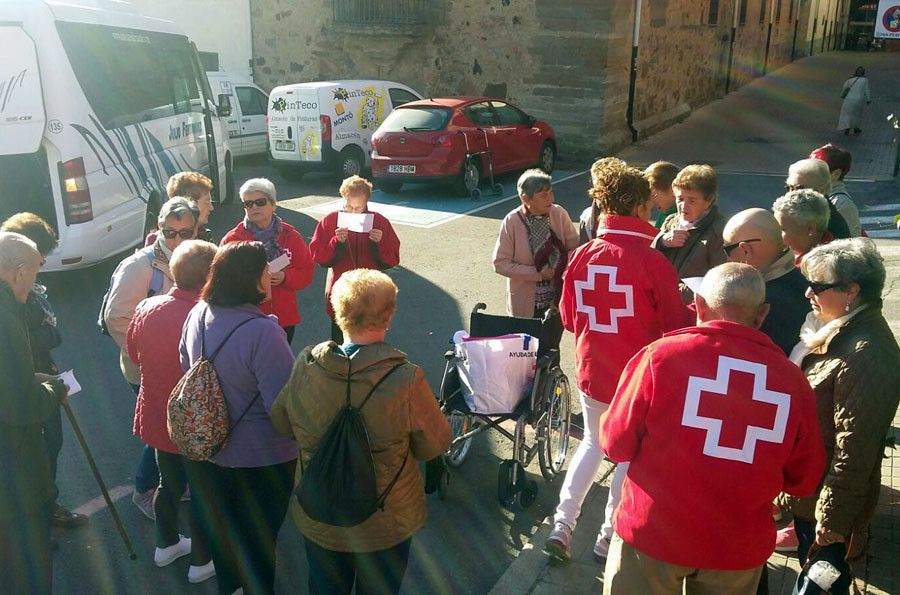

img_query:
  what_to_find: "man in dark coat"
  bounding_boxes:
[0,231,67,594]
[723,209,810,355]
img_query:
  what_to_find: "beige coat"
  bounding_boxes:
[492,204,579,317]
[270,342,451,553]
[104,243,174,385]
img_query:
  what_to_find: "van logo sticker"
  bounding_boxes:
[335,102,345,115]
[48,120,63,134]
[334,131,361,141]
[0,69,27,114]
[333,88,350,101]
[333,112,355,127]
[357,86,385,130]
[272,97,287,113]
[300,130,320,157]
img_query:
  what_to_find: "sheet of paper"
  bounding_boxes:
[58,369,82,397]
[268,252,291,273]
[337,211,374,233]
[682,276,704,295]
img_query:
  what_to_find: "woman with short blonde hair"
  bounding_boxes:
[331,269,398,337]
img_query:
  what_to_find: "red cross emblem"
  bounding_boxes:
[573,264,633,333]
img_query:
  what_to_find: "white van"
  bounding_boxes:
[207,71,268,158]
[267,80,421,179]
[0,0,234,271]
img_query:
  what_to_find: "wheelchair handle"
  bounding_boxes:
[472,303,488,315]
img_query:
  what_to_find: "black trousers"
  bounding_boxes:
[42,407,63,504]
[155,450,210,564]
[305,537,411,595]
[283,325,295,345]
[0,513,52,595]
[185,458,296,595]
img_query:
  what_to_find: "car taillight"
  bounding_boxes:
[320,115,332,142]
[58,157,93,224]
[432,134,453,148]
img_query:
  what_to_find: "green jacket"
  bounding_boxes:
[0,282,61,521]
[271,341,450,553]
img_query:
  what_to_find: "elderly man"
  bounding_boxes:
[785,158,850,240]
[723,209,809,354]
[103,197,198,519]
[600,263,825,595]
[493,168,579,318]
[0,232,67,594]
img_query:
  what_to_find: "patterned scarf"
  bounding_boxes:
[519,211,567,309]
[244,215,284,261]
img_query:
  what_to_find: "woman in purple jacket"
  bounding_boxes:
[179,241,297,595]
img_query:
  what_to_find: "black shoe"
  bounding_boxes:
[52,505,88,528]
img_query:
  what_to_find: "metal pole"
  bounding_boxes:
[62,401,138,560]
[626,0,641,142]
[726,0,739,93]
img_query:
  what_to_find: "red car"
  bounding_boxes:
[371,97,556,196]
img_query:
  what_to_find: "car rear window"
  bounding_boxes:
[379,107,451,132]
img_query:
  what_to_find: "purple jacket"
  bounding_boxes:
[180,302,298,467]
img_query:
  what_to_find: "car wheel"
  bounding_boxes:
[336,146,364,179]
[454,157,482,197]
[375,179,403,193]
[538,141,556,174]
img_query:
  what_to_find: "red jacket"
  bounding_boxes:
[127,288,199,453]
[600,321,825,570]
[221,221,314,328]
[309,210,401,316]
[560,215,688,403]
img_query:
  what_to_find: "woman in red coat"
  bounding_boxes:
[221,178,315,344]
[309,175,400,343]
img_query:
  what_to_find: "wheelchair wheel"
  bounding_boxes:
[498,460,518,509]
[519,479,538,508]
[539,368,572,482]
[446,412,474,467]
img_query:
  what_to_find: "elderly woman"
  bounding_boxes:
[145,172,215,246]
[271,268,450,595]
[652,164,727,302]
[809,145,861,237]
[772,189,834,266]
[221,178,314,344]
[493,168,579,318]
[837,66,871,136]
[309,175,401,344]
[127,240,217,583]
[180,242,298,595]
[786,158,850,240]
[775,238,899,568]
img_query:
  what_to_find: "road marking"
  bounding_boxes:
[866,229,900,238]
[72,485,133,518]
[859,203,900,213]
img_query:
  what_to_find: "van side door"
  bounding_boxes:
[234,85,269,156]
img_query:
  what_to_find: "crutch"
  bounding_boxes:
[62,401,138,560]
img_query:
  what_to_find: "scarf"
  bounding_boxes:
[674,206,712,231]
[760,249,796,282]
[518,209,567,308]
[244,215,284,261]
[788,304,868,367]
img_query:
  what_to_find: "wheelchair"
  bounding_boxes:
[434,303,572,509]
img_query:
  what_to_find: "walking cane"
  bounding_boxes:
[61,400,138,560]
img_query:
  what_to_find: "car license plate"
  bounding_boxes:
[387,164,416,174]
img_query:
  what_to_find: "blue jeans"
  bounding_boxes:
[129,384,160,493]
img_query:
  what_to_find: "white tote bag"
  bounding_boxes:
[453,332,539,414]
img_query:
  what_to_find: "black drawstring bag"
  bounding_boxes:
[793,542,858,595]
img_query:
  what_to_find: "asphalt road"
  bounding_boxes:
[44,155,896,594]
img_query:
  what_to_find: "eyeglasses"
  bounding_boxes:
[160,227,195,240]
[242,197,270,209]
[723,238,761,256]
[807,280,843,295]
[785,183,804,192]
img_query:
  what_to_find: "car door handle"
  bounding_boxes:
[241,118,251,123]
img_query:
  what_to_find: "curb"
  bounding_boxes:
[488,516,553,595]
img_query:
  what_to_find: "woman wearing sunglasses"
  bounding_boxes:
[221,178,314,344]
[774,238,899,573]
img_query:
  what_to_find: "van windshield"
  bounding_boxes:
[379,107,451,132]
[57,22,203,129]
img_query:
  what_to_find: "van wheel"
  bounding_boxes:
[336,146,365,179]
[143,194,161,239]
[376,179,403,193]
[538,141,556,174]
[454,157,482,197]
[221,154,235,204]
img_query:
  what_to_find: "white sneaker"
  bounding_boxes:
[188,560,216,583]
[593,535,611,563]
[154,535,191,567]
[543,522,573,562]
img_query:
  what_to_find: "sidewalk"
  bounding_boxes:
[489,50,900,595]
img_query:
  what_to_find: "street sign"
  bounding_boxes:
[874,0,900,38]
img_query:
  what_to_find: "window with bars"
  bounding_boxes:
[759,0,768,23]
[708,0,720,24]
[776,0,783,23]
[739,0,749,24]
[333,0,446,26]
[788,0,795,20]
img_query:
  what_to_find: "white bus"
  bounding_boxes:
[0,0,234,271]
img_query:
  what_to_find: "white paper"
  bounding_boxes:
[337,211,374,233]
[58,369,82,397]
[682,276,704,295]
[268,252,291,273]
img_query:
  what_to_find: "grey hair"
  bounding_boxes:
[699,262,765,313]
[801,237,886,304]
[239,177,277,203]
[0,231,39,272]
[157,196,197,227]
[772,189,830,232]
[787,158,832,195]
[517,168,552,198]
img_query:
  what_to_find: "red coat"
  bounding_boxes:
[600,321,826,570]
[560,215,688,404]
[221,221,314,328]
[127,288,199,453]
[309,210,401,316]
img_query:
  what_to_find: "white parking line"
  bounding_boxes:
[72,485,133,518]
